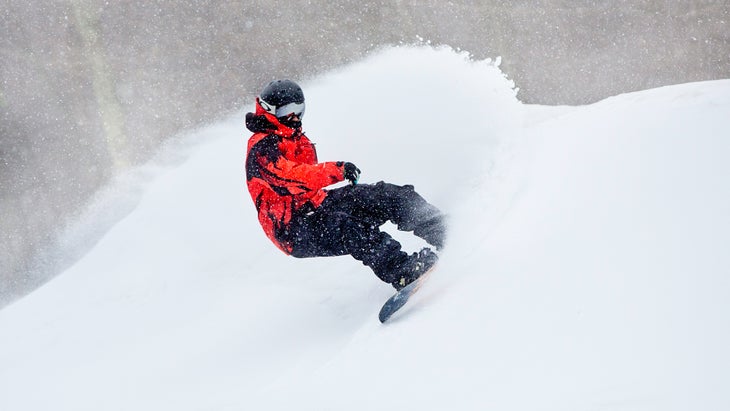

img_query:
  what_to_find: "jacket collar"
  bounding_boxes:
[245,98,301,138]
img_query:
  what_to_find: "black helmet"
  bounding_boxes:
[259,79,305,121]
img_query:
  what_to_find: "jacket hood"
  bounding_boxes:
[245,98,300,138]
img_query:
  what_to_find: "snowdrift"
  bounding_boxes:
[1,46,729,411]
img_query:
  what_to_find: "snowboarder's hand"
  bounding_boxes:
[343,162,360,185]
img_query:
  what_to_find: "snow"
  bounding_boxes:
[1,45,729,411]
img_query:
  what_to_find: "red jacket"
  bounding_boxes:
[245,99,345,253]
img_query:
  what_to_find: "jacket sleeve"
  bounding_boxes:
[261,156,343,194]
[252,137,345,195]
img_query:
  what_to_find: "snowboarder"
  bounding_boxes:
[245,79,446,290]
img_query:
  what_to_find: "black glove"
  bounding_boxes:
[342,162,361,185]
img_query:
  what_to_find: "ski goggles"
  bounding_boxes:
[260,98,306,119]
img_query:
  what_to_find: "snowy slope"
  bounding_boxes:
[1,46,729,411]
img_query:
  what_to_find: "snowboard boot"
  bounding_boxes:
[391,248,439,291]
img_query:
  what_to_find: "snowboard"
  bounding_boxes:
[378,266,436,323]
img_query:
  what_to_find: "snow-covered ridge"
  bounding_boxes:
[1,46,729,411]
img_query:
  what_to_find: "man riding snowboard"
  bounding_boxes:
[245,79,446,290]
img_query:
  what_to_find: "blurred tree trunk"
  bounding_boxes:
[71,0,128,171]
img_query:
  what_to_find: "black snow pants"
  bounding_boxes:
[285,181,445,284]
